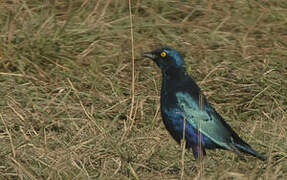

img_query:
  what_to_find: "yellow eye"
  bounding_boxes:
[160,52,167,58]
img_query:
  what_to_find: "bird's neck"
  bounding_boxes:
[162,66,187,81]
[161,67,188,94]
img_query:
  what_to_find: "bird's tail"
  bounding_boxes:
[233,142,266,161]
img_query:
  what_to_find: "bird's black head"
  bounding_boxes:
[142,47,185,71]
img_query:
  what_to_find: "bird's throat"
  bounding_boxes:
[160,67,188,98]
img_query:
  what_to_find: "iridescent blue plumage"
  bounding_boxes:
[162,107,219,158]
[142,47,266,161]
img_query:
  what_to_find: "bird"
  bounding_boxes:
[142,47,266,161]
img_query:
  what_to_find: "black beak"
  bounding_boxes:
[142,52,156,60]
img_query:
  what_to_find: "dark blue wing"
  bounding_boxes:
[176,91,266,160]
[176,91,237,150]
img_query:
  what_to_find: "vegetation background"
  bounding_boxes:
[0,0,286,179]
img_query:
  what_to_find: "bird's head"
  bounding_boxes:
[142,47,185,71]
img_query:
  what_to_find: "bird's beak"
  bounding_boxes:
[142,52,156,60]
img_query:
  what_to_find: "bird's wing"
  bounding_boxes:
[176,92,235,150]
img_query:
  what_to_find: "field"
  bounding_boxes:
[0,0,286,179]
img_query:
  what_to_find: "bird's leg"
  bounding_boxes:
[191,145,206,161]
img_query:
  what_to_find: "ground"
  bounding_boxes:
[0,0,286,179]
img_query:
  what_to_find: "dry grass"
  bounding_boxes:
[0,0,286,179]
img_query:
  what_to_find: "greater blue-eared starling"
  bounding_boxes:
[142,47,266,161]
